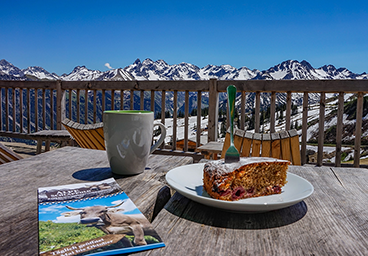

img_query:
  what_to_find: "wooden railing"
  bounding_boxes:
[0,79,367,167]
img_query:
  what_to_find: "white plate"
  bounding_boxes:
[166,163,314,213]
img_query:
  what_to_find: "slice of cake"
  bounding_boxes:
[203,157,290,201]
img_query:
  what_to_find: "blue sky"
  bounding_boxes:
[1,0,367,75]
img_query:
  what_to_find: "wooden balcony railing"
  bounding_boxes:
[0,79,367,167]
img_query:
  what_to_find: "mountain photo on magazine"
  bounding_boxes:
[38,192,164,256]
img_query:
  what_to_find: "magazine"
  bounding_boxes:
[38,178,165,256]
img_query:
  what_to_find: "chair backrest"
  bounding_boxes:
[62,118,105,150]
[221,128,301,165]
[0,142,23,164]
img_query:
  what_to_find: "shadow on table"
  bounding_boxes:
[72,167,151,181]
[165,193,308,229]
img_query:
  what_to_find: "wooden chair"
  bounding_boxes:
[62,118,105,150]
[221,128,301,165]
[0,142,23,164]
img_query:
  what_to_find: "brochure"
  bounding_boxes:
[38,178,165,255]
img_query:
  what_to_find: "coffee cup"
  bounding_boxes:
[103,110,166,175]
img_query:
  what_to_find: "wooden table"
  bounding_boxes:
[0,147,193,255]
[196,141,223,160]
[1,149,367,255]
[140,164,368,255]
[29,130,74,154]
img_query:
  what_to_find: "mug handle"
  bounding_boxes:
[150,123,166,153]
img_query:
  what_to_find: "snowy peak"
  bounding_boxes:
[125,59,256,80]
[0,59,24,77]
[98,68,134,81]
[0,58,366,81]
[61,66,103,81]
[263,60,316,80]
[254,60,364,80]
[23,66,59,80]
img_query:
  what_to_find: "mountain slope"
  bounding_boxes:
[0,58,366,81]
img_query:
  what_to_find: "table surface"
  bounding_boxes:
[0,147,193,255]
[1,147,367,255]
[196,141,223,153]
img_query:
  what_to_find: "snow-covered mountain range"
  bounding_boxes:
[1,58,367,81]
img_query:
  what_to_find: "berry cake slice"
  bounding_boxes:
[203,157,290,201]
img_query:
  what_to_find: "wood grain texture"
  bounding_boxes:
[261,133,271,157]
[271,132,281,159]
[136,165,368,256]
[280,130,292,161]
[0,147,193,256]
[1,79,366,167]
[240,132,253,157]
[251,133,261,157]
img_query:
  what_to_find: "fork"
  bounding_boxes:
[225,85,240,163]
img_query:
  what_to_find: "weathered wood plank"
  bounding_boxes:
[68,89,72,120]
[288,129,301,165]
[0,87,3,130]
[12,88,16,132]
[270,91,276,133]
[255,92,260,133]
[208,79,219,142]
[196,91,202,148]
[94,89,98,121]
[271,132,281,159]
[84,89,88,123]
[27,88,31,132]
[76,89,80,123]
[251,133,261,157]
[335,92,344,166]
[172,90,177,150]
[217,79,368,93]
[150,90,154,111]
[184,90,189,152]
[35,89,38,131]
[140,90,144,110]
[102,89,106,112]
[285,91,291,130]
[0,147,193,256]
[5,87,9,130]
[42,88,46,129]
[121,89,124,110]
[261,133,271,157]
[50,89,53,130]
[301,92,308,165]
[1,79,368,93]
[240,91,246,130]
[317,92,325,166]
[240,131,253,157]
[137,165,368,255]
[280,130,292,161]
[59,80,209,91]
[354,92,364,167]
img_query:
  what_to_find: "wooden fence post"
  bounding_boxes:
[208,79,218,142]
[335,92,344,167]
[301,92,308,165]
[354,92,364,167]
[56,81,66,130]
[317,92,325,166]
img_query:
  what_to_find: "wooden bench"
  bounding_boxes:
[0,142,23,164]
[62,118,105,150]
[196,141,223,160]
[197,129,301,165]
[29,130,74,154]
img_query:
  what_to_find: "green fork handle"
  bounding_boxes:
[227,85,236,146]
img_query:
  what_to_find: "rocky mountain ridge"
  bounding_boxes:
[1,58,367,81]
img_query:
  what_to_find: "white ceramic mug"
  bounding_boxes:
[103,110,166,175]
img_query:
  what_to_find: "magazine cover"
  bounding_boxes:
[38,179,165,256]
